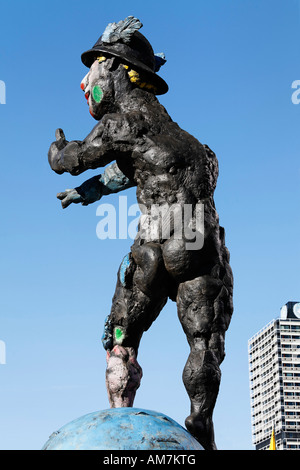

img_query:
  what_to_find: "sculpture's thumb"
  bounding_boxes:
[55,128,66,141]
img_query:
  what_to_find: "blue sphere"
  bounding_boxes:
[42,407,203,450]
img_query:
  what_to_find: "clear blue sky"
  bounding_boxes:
[0,0,299,450]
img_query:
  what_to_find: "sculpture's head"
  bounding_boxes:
[80,16,168,120]
[80,56,116,119]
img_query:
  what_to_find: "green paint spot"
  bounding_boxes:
[115,328,123,341]
[92,85,103,103]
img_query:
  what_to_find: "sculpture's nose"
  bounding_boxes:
[80,72,89,92]
[80,74,90,104]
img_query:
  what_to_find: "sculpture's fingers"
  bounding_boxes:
[61,198,73,209]
[57,191,67,200]
[62,191,83,208]
[57,189,73,200]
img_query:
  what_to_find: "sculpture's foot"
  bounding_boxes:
[185,413,217,450]
[105,345,143,408]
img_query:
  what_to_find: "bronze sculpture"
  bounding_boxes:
[48,16,233,450]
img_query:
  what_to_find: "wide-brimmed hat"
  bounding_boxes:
[81,16,168,95]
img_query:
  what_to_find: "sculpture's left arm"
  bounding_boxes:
[56,162,136,209]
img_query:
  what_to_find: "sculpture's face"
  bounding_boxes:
[80,58,115,120]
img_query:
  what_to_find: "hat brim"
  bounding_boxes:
[81,46,168,95]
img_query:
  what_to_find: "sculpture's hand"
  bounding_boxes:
[48,128,68,174]
[57,189,83,209]
[57,175,104,209]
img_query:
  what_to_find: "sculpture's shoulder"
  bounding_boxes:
[97,110,150,144]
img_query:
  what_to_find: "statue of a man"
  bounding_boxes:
[48,16,233,450]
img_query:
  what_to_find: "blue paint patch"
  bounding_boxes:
[99,163,133,194]
[42,407,203,450]
[119,253,130,287]
[101,315,113,350]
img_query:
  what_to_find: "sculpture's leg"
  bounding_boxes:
[105,344,143,408]
[176,271,233,450]
[102,243,170,408]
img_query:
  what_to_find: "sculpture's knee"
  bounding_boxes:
[177,275,223,343]
[102,317,130,352]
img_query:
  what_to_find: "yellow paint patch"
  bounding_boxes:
[122,64,157,93]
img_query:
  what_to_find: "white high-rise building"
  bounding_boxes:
[248,301,300,450]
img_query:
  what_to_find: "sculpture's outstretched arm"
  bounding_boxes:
[48,112,137,176]
[56,162,136,209]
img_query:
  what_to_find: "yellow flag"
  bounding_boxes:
[269,428,276,450]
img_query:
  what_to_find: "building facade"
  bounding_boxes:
[248,301,300,450]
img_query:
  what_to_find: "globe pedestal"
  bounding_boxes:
[42,407,203,450]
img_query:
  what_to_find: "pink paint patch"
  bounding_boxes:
[105,345,143,407]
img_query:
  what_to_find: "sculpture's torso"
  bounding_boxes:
[114,100,219,212]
